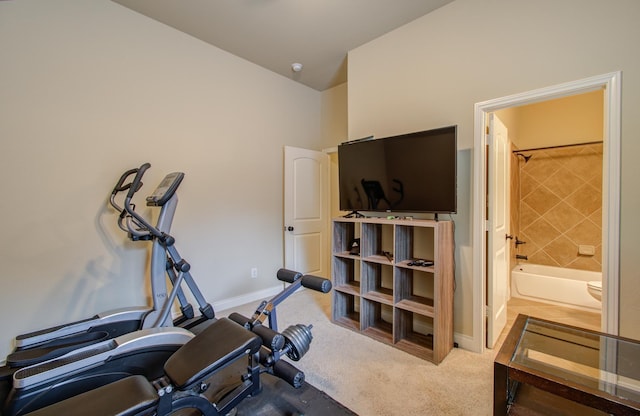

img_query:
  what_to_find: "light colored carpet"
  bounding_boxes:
[219,289,497,416]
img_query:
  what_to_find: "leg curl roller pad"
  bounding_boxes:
[276,268,303,283]
[300,275,332,293]
[273,359,305,389]
[227,313,285,351]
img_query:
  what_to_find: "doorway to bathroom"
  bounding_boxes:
[472,72,621,352]
[496,91,604,343]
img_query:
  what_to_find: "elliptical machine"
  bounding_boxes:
[0,163,214,377]
[113,163,214,330]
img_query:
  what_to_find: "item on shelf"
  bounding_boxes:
[382,251,393,262]
[349,238,360,255]
[407,259,434,267]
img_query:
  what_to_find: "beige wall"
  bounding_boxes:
[320,82,349,150]
[321,83,349,219]
[496,90,604,149]
[0,0,323,358]
[347,0,640,340]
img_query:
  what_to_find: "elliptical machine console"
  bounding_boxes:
[146,171,184,207]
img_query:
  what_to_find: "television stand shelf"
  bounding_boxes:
[331,216,454,364]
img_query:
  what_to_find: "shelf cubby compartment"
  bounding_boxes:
[332,291,361,331]
[332,256,360,295]
[361,222,394,264]
[332,218,360,256]
[395,224,435,266]
[361,298,394,344]
[361,261,393,305]
[395,309,435,362]
[394,267,434,317]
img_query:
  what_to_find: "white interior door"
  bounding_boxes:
[487,113,510,348]
[283,146,329,276]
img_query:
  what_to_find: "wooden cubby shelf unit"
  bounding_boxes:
[331,217,454,364]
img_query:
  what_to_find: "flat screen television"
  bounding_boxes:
[338,125,457,215]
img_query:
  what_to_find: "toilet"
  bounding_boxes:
[587,280,602,301]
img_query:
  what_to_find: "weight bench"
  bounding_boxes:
[24,317,263,416]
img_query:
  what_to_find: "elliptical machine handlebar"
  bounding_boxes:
[109,166,144,214]
[126,162,151,199]
[122,164,167,242]
[109,163,152,239]
[112,166,141,194]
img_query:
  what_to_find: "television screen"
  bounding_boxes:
[338,125,457,214]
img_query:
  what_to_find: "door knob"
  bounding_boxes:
[287,226,294,232]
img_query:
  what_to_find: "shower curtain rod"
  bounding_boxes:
[512,140,603,154]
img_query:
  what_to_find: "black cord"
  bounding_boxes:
[448,214,457,293]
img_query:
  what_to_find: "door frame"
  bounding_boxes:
[472,71,621,353]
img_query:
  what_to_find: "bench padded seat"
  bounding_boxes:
[164,317,262,389]
[24,375,157,416]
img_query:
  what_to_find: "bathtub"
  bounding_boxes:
[511,264,601,311]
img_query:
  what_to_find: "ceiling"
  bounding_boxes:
[112,0,454,91]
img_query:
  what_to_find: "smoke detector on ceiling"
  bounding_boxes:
[291,63,303,72]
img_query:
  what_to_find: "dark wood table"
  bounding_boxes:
[494,314,640,415]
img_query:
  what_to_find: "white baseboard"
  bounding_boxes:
[212,284,284,313]
[454,332,478,352]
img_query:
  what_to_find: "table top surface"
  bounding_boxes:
[510,316,640,405]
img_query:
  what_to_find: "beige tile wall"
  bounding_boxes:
[512,143,602,272]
